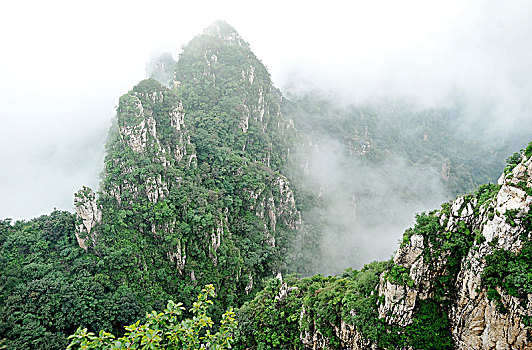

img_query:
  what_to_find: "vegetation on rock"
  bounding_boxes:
[1,21,531,350]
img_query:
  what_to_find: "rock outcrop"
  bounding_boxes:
[300,314,375,350]
[254,145,532,350]
[369,151,532,349]
[74,21,301,309]
[74,186,101,251]
[449,155,532,350]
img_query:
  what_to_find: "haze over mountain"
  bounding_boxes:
[1,11,532,350]
[2,0,532,221]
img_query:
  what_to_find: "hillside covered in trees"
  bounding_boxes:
[0,21,530,349]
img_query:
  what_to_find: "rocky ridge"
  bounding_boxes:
[307,148,532,349]
[73,21,301,306]
[238,143,532,350]
[74,186,101,251]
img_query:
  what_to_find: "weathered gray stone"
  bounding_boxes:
[74,186,102,251]
[303,154,532,349]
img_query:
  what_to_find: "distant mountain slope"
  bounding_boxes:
[236,141,532,349]
[1,21,530,350]
[282,92,527,275]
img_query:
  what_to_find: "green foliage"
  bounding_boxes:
[402,212,441,248]
[385,264,414,288]
[516,180,532,197]
[475,183,501,207]
[504,209,520,227]
[235,278,301,349]
[67,285,237,349]
[504,140,532,176]
[525,141,532,159]
[482,241,532,307]
[92,24,300,329]
[236,257,455,349]
[504,152,522,175]
[402,300,454,350]
[474,230,486,245]
[175,29,292,171]
[0,211,144,349]
[404,203,478,303]
[235,262,388,349]
[373,299,454,349]
[479,162,532,314]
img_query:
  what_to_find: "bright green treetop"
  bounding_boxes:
[67,285,236,350]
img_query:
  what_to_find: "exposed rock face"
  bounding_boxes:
[376,154,532,349]
[448,156,532,350]
[249,174,301,247]
[300,309,374,350]
[378,279,418,327]
[103,79,193,210]
[118,95,153,153]
[74,21,302,309]
[167,242,186,274]
[245,275,254,295]
[116,83,190,168]
[203,20,249,47]
[394,234,424,267]
[74,186,102,251]
[301,151,532,349]
[145,175,168,204]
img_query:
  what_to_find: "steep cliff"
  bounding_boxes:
[237,141,532,350]
[4,20,531,350]
[375,144,532,350]
[74,21,300,312]
[74,186,101,251]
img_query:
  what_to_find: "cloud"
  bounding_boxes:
[0,0,530,225]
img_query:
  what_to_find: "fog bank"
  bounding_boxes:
[1,0,530,224]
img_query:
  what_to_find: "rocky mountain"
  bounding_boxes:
[236,142,532,349]
[1,20,531,350]
[0,21,302,349]
[73,20,301,316]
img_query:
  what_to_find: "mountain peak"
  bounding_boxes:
[203,20,248,47]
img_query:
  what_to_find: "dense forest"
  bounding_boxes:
[1,21,530,349]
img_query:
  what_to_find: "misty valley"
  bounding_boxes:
[1,21,532,350]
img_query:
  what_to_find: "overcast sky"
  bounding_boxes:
[1,0,531,220]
